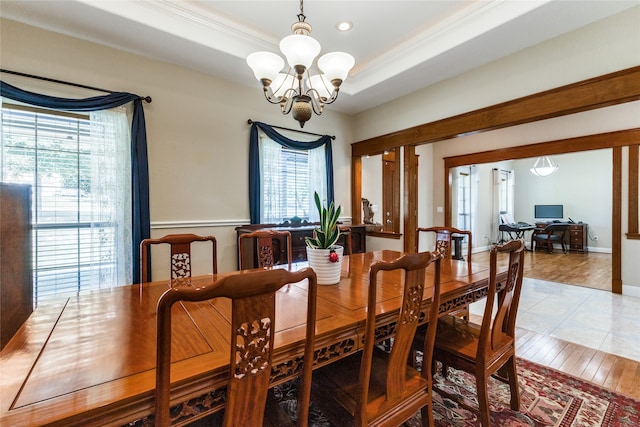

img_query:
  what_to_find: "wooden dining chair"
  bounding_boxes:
[338,225,353,255]
[432,239,525,427]
[311,251,443,427]
[416,226,472,262]
[238,229,293,270]
[155,267,318,427]
[140,233,217,284]
[417,226,472,319]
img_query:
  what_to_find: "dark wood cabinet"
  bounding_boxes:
[1,183,33,350]
[235,224,366,269]
[567,223,588,253]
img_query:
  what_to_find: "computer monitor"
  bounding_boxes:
[534,204,563,220]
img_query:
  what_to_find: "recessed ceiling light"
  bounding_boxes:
[336,21,353,32]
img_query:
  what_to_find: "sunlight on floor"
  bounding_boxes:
[470,278,640,362]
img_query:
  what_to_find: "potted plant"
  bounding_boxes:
[305,192,344,285]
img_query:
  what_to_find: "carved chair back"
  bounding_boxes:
[155,267,317,427]
[338,225,353,255]
[140,233,217,284]
[416,226,472,262]
[238,230,292,269]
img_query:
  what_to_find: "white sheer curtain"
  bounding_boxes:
[307,144,327,222]
[260,137,283,223]
[491,168,501,243]
[89,107,132,286]
[507,169,515,219]
[470,165,479,247]
[259,130,327,224]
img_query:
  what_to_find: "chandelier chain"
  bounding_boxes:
[298,0,305,22]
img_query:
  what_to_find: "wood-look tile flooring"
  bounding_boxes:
[473,249,612,291]
[469,250,640,400]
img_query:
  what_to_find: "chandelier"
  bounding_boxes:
[530,156,558,177]
[246,0,355,128]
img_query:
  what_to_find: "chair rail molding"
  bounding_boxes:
[151,217,355,230]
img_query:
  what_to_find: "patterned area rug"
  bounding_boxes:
[274,358,640,427]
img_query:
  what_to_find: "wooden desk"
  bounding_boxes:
[0,251,500,426]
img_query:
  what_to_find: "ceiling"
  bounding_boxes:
[1,0,637,115]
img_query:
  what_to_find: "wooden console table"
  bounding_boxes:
[235,224,366,269]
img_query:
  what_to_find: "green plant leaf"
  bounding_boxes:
[307,191,343,249]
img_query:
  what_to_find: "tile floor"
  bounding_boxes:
[469,277,640,362]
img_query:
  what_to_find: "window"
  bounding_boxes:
[498,169,514,216]
[456,168,471,230]
[258,132,326,224]
[1,104,132,305]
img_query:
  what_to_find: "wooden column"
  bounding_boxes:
[613,147,622,294]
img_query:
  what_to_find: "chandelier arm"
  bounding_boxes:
[317,74,336,102]
[280,94,294,115]
[306,89,324,115]
[263,86,283,105]
[271,67,295,96]
[321,88,339,105]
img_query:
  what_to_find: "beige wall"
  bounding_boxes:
[353,7,640,294]
[0,18,355,275]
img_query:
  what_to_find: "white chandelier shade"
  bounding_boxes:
[530,156,559,177]
[318,52,355,83]
[279,34,321,70]
[272,73,296,98]
[246,0,355,127]
[246,52,284,83]
[306,74,333,99]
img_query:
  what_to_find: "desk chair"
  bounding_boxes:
[416,226,472,262]
[140,234,217,285]
[238,230,292,270]
[531,223,569,253]
[311,251,442,427]
[155,267,318,427]
[432,239,525,427]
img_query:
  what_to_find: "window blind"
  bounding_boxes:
[1,105,123,305]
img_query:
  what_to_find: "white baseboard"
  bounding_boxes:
[586,246,612,253]
[622,285,640,298]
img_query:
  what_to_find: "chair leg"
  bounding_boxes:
[441,362,449,378]
[476,371,491,427]
[421,400,434,427]
[506,357,521,411]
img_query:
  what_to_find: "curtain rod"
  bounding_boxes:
[0,69,152,103]
[247,119,335,140]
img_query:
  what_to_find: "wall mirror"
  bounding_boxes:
[359,148,401,236]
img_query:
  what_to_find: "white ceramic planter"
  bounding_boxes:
[306,246,344,285]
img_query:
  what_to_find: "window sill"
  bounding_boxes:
[626,233,640,240]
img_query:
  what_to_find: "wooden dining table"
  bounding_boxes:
[0,250,503,426]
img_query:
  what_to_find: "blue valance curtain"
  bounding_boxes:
[0,80,150,284]
[249,121,334,224]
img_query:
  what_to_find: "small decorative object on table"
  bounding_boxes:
[305,192,344,285]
